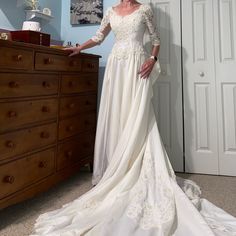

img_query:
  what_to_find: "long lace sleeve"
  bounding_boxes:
[91,7,112,45]
[143,5,161,46]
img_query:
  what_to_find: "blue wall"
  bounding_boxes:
[39,0,62,40]
[61,0,118,66]
[0,0,117,64]
[0,0,62,40]
[0,0,25,30]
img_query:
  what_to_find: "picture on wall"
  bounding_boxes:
[71,0,103,25]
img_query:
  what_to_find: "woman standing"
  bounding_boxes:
[32,1,236,235]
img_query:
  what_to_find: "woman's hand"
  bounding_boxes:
[64,44,82,57]
[138,58,156,79]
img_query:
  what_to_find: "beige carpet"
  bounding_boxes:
[0,171,235,236]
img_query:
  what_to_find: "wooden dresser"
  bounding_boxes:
[0,39,100,209]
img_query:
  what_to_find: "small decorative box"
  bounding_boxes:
[10,30,50,46]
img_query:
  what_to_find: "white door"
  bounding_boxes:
[141,0,184,171]
[213,0,236,176]
[182,0,219,174]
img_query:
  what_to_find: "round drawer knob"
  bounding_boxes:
[42,106,50,113]
[66,150,73,157]
[6,140,15,148]
[70,61,77,66]
[3,175,15,184]
[69,81,75,87]
[9,81,19,88]
[44,58,53,64]
[42,81,51,88]
[8,111,17,118]
[68,103,75,109]
[40,132,50,139]
[38,161,46,168]
[67,125,74,131]
[17,55,22,61]
[14,55,22,61]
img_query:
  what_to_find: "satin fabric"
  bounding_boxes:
[31,4,236,236]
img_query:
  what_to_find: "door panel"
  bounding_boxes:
[141,0,236,176]
[182,0,219,174]
[214,0,236,176]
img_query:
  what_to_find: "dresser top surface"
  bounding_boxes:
[0,39,102,59]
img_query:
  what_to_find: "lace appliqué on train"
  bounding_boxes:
[126,146,176,230]
[204,216,236,235]
[81,199,101,209]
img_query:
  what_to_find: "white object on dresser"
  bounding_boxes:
[42,8,52,16]
[22,21,41,31]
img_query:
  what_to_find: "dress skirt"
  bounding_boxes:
[31,52,236,236]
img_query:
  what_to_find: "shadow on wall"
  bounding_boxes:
[42,21,61,40]
[0,0,25,30]
[0,0,61,40]
[143,4,185,172]
[39,0,62,40]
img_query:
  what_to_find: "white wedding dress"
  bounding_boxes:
[31,4,236,236]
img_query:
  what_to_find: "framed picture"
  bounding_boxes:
[71,0,103,25]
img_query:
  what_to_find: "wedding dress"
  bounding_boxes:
[31,4,236,236]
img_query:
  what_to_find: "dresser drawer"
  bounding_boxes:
[57,132,95,171]
[0,99,58,133]
[59,113,96,140]
[82,58,99,72]
[61,75,98,94]
[60,94,97,118]
[0,148,55,199]
[0,73,59,98]
[35,52,82,71]
[0,47,33,70]
[0,122,57,161]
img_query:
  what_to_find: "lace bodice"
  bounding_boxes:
[91,4,160,59]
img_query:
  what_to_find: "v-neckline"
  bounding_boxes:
[111,4,143,18]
